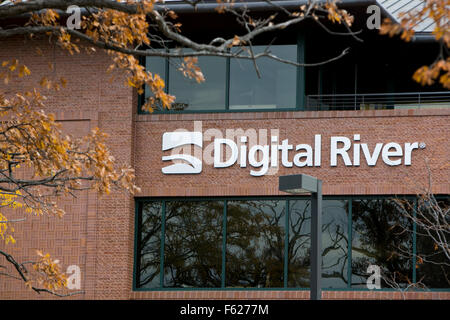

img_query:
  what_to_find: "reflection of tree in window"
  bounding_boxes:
[288,200,349,288]
[288,199,310,287]
[351,199,413,288]
[137,202,162,289]
[321,200,349,288]
[164,201,223,288]
[226,200,285,288]
[416,197,450,288]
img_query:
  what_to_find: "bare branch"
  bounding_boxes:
[0,25,351,67]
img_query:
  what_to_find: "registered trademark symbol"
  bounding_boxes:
[419,142,426,149]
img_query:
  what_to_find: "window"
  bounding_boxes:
[144,53,167,111]
[287,199,310,287]
[134,196,450,290]
[164,201,223,288]
[169,53,227,111]
[287,199,349,288]
[322,200,349,288]
[351,199,413,288]
[140,44,300,113]
[135,201,162,289]
[226,200,285,288]
[416,198,450,288]
[229,45,297,110]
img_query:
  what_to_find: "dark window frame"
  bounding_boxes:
[137,35,306,114]
[133,195,450,292]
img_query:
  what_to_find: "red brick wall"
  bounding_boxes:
[135,109,450,197]
[130,290,450,300]
[0,38,135,299]
[0,37,449,300]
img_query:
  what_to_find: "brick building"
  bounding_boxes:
[0,0,449,299]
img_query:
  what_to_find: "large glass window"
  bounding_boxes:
[416,198,450,288]
[135,196,450,290]
[351,199,413,288]
[164,201,223,288]
[145,55,166,100]
[322,200,349,288]
[140,44,299,112]
[169,53,227,111]
[135,201,162,289]
[287,199,349,288]
[144,53,167,111]
[226,200,285,288]
[287,199,310,287]
[229,45,297,110]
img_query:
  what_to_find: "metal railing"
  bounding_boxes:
[305,91,450,111]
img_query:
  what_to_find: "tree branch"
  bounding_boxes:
[0,0,139,19]
[0,25,351,67]
[0,249,84,297]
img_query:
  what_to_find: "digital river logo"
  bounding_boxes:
[162,132,203,174]
[162,131,426,176]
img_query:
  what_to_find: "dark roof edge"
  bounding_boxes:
[157,0,435,42]
[1,0,436,42]
[157,0,364,12]
[157,0,384,14]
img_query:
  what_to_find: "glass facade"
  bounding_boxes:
[141,45,299,112]
[287,199,311,287]
[229,45,297,110]
[226,200,285,288]
[168,54,227,111]
[287,199,350,288]
[134,196,450,290]
[351,199,413,288]
[135,202,162,289]
[416,198,450,288]
[163,201,223,288]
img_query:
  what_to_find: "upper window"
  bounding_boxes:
[229,45,297,110]
[169,52,227,111]
[140,44,299,113]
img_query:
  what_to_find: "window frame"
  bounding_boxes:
[133,195,450,292]
[137,34,306,114]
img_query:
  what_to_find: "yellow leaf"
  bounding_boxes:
[60,77,67,88]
